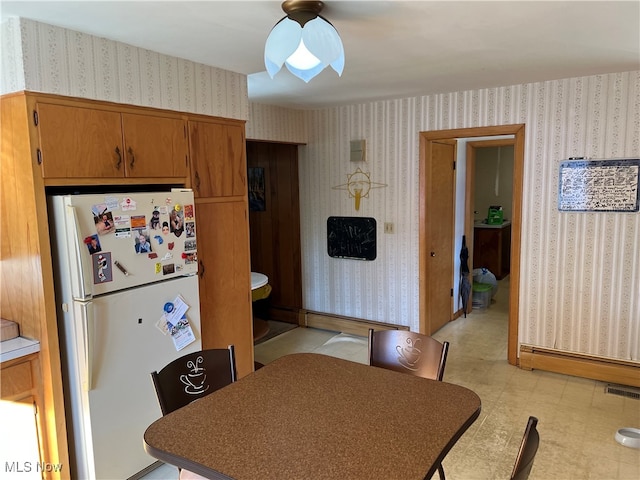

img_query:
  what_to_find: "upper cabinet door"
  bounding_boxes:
[122,113,188,178]
[36,103,125,178]
[188,120,246,198]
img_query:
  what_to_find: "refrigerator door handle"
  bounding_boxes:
[66,205,93,300]
[77,301,95,391]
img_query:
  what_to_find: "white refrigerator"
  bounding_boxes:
[47,189,202,479]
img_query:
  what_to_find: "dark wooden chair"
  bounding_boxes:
[150,346,237,480]
[151,346,237,416]
[368,328,449,381]
[510,416,540,480]
[368,328,450,479]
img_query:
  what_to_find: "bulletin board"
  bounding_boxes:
[558,159,640,212]
[327,216,377,261]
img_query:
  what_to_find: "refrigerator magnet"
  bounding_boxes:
[185,222,195,238]
[121,197,137,211]
[149,208,161,230]
[92,204,115,236]
[104,196,119,211]
[134,230,152,254]
[93,253,113,283]
[131,215,146,229]
[184,204,194,220]
[113,215,132,238]
[169,209,184,237]
[84,235,102,255]
[113,260,129,276]
[183,252,197,264]
[162,264,175,275]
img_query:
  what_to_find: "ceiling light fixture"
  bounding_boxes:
[264,0,345,82]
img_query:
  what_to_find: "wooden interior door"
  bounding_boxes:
[425,140,456,334]
[246,141,302,323]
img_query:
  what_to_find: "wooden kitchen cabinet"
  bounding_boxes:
[473,222,511,280]
[195,200,253,377]
[35,101,188,179]
[187,114,254,377]
[188,120,246,198]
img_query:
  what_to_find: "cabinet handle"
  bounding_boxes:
[198,260,205,278]
[430,251,436,257]
[128,147,135,169]
[115,146,122,169]
[195,171,201,191]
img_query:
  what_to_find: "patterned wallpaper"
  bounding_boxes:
[298,72,640,362]
[2,17,638,362]
[0,17,249,120]
[246,102,307,143]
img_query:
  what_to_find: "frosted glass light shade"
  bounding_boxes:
[265,16,345,82]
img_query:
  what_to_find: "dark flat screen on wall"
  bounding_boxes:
[327,216,377,261]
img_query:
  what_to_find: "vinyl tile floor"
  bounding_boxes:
[144,277,640,479]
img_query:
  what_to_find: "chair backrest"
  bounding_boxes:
[151,346,237,415]
[367,329,450,381]
[510,416,540,480]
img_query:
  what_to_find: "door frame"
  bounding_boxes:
[419,124,525,365]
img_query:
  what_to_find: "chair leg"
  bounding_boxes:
[437,464,445,480]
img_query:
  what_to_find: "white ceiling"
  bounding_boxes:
[2,0,639,109]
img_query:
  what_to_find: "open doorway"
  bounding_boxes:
[419,125,525,365]
[246,141,303,334]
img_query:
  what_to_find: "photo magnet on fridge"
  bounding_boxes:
[185,222,195,238]
[170,208,184,237]
[92,204,115,235]
[93,252,113,283]
[133,229,153,254]
[84,234,102,254]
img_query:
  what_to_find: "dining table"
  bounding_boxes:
[143,352,481,480]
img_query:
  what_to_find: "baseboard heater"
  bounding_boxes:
[304,311,409,337]
[519,344,640,388]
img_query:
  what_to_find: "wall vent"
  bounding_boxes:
[605,384,640,400]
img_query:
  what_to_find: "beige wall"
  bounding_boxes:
[0,17,249,120]
[3,17,638,363]
[474,146,515,222]
[295,73,639,363]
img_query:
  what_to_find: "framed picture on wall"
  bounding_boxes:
[248,167,266,211]
[558,158,640,212]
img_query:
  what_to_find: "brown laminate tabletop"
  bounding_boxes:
[144,353,481,480]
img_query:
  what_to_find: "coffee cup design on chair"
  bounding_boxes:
[180,356,210,395]
[396,337,422,371]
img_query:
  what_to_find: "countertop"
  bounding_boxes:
[0,336,41,363]
[474,220,511,229]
